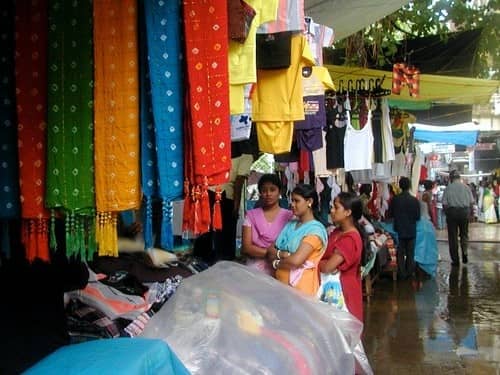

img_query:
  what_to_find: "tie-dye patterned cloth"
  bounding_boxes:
[93,0,141,256]
[15,0,50,262]
[46,0,96,259]
[183,0,231,186]
[0,2,20,258]
[142,0,184,250]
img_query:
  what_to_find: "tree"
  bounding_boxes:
[334,0,499,79]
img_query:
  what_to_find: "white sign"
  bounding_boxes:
[432,144,455,154]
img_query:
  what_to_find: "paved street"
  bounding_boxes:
[363,223,500,374]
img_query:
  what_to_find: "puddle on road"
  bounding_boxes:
[363,251,500,371]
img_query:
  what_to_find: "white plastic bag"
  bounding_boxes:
[141,262,372,374]
[316,272,348,312]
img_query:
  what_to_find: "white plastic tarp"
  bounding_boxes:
[305,0,410,41]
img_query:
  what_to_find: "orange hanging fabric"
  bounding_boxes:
[15,0,50,262]
[93,0,141,256]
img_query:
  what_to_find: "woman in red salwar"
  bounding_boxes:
[319,192,364,323]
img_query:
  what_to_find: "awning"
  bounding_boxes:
[305,0,410,41]
[411,123,480,147]
[326,65,499,106]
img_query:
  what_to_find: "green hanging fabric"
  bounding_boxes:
[45,0,95,259]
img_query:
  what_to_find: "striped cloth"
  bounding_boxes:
[93,0,141,256]
[0,2,20,258]
[46,0,96,259]
[14,0,50,262]
[257,0,304,33]
[142,0,184,250]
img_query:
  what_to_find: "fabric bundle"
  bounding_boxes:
[182,0,231,234]
[14,0,50,262]
[46,0,96,259]
[0,2,20,258]
[93,0,141,256]
[142,0,184,250]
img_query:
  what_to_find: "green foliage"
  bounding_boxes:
[336,0,499,78]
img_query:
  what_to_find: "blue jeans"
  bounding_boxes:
[436,208,446,230]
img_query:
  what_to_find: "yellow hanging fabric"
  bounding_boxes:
[93,0,140,256]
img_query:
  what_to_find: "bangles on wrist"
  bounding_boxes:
[276,250,281,260]
[272,259,280,270]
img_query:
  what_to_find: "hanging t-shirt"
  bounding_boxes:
[229,0,278,85]
[381,98,396,162]
[252,34,315,122]
[229,0,278,114]
[303,17,334,66]
[257,0,304,33]
[294,66,335,152]
[325,96,349,169]
[344,109,374,172]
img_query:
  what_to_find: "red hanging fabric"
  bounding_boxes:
[183,0,231,187]
[392,63,420,98]
[15,0,50,262]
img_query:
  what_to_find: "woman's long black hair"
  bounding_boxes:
[292,184,323,223]
[335,192,369,265]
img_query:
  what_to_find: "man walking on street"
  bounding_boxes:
[442,170,474,266]
[389,177,421,280]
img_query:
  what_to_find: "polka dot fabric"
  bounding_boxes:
[142,0,184,250]
[46,0,94,213]
[183,0,231,186]
[45,0,95,258]
[93,0,140,213]
[0,2,20,221]
[14,0,50,261]
[93,0,140,256]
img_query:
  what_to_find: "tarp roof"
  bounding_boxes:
[326,65,499,106]
[411,123,480,146]
[305,0,410,41]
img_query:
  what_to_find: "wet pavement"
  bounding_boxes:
[363,223,500,374]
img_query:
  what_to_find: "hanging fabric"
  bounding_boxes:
[14,0,50,262]
[45,0,96,260]
[0,2,20,259]
[93,0,141,257]
[183,0,231,235]
[139,6,158,251]
[183,0,231,186]
[142,0,184,250]
[392,63,420,98]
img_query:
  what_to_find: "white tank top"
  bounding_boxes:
[344,110,374,171]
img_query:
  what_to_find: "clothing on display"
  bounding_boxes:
[93,0,141,257]
[0,3,20,227]
[46,0,96,259]
[142,0,185,250]
[15,0,51,262]
[183,0,231,186]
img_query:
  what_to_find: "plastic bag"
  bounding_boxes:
[141,261,372,374]
[316,272,348,312]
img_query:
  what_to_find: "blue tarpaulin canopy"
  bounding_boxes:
[412,123,480,146]
[414,129,479,146]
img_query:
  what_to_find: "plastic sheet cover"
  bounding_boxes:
[141,261,372,374]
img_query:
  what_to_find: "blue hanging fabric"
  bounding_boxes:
[0,2,20,258]
[143,0,184,250]
[139,4,158,251]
